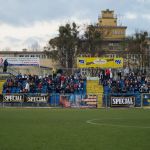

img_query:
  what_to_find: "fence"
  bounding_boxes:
[0,93,98,108]
[0,92,150,108]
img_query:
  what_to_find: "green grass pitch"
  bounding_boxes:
[0,108,150,150]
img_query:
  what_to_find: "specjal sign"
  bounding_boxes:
[3,95,24,102]
[111,96,135,107]
[25,95,48,103]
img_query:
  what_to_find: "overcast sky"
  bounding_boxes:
[0,0,150,51]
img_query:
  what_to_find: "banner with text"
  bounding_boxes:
[0,57,39,66]
[77,57,123,68]
[60,94,97,108]
[25,95,49,103]
[142,94,150,106]
[111,96,135,107]
[3,95,24,102]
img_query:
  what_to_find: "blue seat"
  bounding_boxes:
[16,88,20,93]
[3,89,6,93]
[42,89,47,93]
[10,87,15,93]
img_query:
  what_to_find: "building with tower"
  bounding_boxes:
[97,9,127,56]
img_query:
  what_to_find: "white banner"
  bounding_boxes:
[0,57,40,66]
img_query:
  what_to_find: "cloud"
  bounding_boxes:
[0,0,150,50]
[0,16,90,51]
[137,0,150,3]
[124,12,138,20]
[0,0,93,26]
[142,14,150,20]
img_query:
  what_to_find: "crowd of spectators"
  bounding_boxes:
[3,68,150,95]
[3,72,86,94]
[99,69,150,93]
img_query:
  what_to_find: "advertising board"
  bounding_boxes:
[142,94,150,106]
[25,95,49,103]
[0,57,39,66]
[3,95,24,102]
[77,57,123,68]
[111,96,135,107]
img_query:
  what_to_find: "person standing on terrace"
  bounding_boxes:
[3,59,8,73]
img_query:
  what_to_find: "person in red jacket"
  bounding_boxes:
[105,69,110,80]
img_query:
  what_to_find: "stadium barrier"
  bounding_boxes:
[141,93,150,107]
[1,94,49,107]
[103,93,142,108]
[0,93,99,108]
[0,93,148,108]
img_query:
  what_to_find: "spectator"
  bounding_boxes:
[118,70,122,80]
[38,82,42,93]
[2,72,86,95]
[3,59,8,73]
[102,69,150,94]
[25,81,30,93]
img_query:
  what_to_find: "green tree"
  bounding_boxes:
[127,31,149,72]
[49,22,80,68]
[80,24,103,56]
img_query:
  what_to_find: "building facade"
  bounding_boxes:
[97,9,127,55]
[0,51,59,75]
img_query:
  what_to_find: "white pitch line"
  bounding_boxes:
[86,118,150,129]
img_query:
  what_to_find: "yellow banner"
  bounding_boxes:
[77,57,123,68]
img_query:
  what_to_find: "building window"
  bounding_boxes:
[42,55,46,59]
[48,55,51,59]
[109,43,114,46]
[19,55,24,57]
[113,30,119,35]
